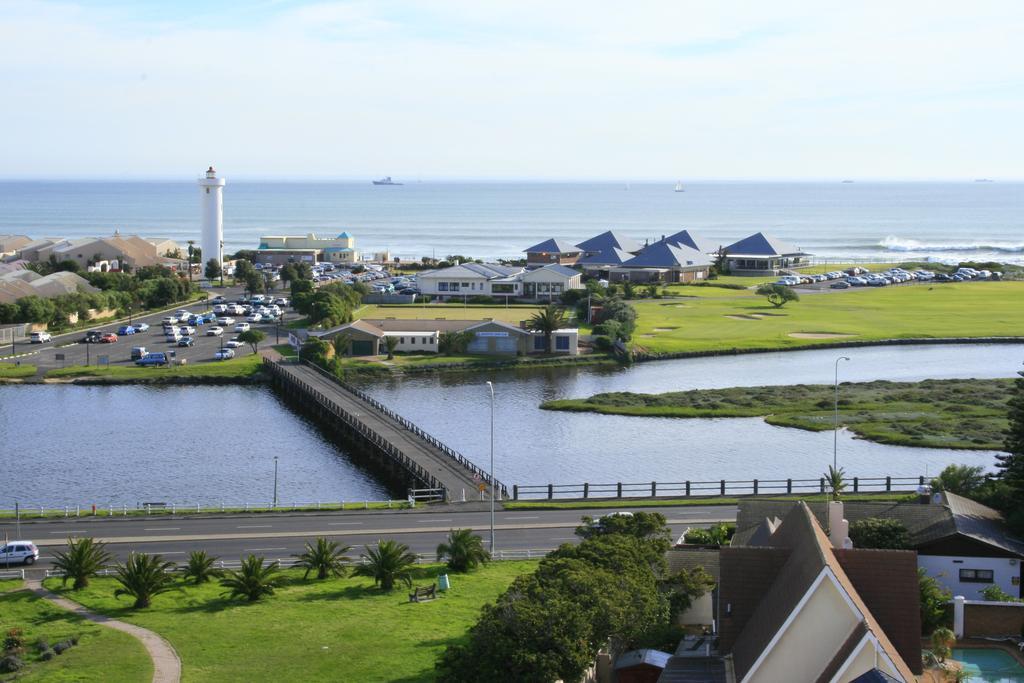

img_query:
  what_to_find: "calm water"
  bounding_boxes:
[2,344,1020,504]
[0,385,390,507]
[1,181,1022,263]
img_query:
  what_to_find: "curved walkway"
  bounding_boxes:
[25,579,181,683]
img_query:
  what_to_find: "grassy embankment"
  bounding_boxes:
[0,364,37,378]
[629,281,1024,355]
[543,378,1013,450]
[43,561,536,682]
[0,583,152,683]
[504,492,916,510]
[43,354,264,381]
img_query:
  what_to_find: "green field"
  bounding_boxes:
[43,561,536,682]
[542,378,1013,450]
[629,281,1024,354]
[44,354,264,381]
[0,586,152,683]
[0,363,37,378]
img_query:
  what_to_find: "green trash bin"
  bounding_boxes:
[438,574,450,592]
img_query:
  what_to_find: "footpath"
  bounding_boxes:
[25,579,181,683]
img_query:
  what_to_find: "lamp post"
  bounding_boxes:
[219,239,225,288]
[128,306,132,326]
[833,356,851,470]
[273,456,279,508]
[486,381,496,553]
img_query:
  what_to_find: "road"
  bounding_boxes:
[1,505,737,571]
[3,285,298,372]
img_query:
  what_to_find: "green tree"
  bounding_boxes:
[182,551,222,585]
[293,538,353,580]
[849,518,910,549]
[665,566,715,621]
[113,553,177,609]
[51,537,112,590]
[353,540,418,591]
[301,337,335,368]
[220,555,285,602]
[998,364,1024,534]
[526,304,568,353]
[645,284,659,298]
[279,263,297,287]
[331,331,353,358]
[296,262,314,280]
[622,281,636,299]
[438,330,473,355]
[575,511,672,547]
[204,258,221,281]
[683,523,734,545]
[436,529,490,572]
[186,241,196,282]
[824,465,847,501]
[290,278,313,299]
[244,271,265,296]
[930,626,955,663]
[598,296,637,340]
[919,568,952,634]
[237,329,266,354]
[234,259,256,281]
[756,283,800,308]
[931,464,987,496]
[383,335,399,360]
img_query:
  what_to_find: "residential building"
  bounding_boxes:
[733,491,1024,600]
[0,235,32,257]
[520,264,582,301]
[11,233,182,271]
[723,232,810,276]
[9,238,61,262]
[610,242,712,283]
[416,263,582,302]
[0,270,99,304]
[523,238,582,266]
[255,231,360,266]
[298,318,578,357]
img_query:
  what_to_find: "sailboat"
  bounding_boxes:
[674,180,685,193]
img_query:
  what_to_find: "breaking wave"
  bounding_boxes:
[878,236,1024,254]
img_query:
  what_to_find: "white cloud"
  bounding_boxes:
[0,0,1021,179]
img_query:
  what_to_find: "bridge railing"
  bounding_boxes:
[0,499,415,519]
[290,358,508,498]
[511,476,927,500]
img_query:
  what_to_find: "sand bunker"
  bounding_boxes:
[724,314,761,320]
[640,334,656,338]
[652,327,678,332]
[788,332,857,339]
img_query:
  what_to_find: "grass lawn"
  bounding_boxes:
[43,561,536,683]
[359,303,545,324]
[504,492,916,510]
[630,281,1024,354]
[44,354,264,381]
[0,587,152,683]
[542,378,1013,450]
[0,363,37,378]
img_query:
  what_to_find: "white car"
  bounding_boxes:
[0,541,39,565]
[206,326,224,336]
[217,316,236,325]
[29,331,52,343]
[234,322,250,332]
[175,310,191,320]
[246,314,263,323]
[212,304,228,314]
[214,348,235,360]
[225,339,244,348]
[178,325,196,335]
[162,316,179,325]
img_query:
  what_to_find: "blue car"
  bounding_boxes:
[135,352,168,366]
[117,325,136,335]
[177,337,195,347]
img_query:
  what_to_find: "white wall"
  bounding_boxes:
[918,555,1021,599]
[382,332,438,353]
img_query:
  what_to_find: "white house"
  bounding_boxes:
[416,262,582,302]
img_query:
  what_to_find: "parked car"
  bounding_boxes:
[829,281,851,289]
[82,330,103,343]
[162,316,180,325]
[178,325,196,335]
[99,333,118,343]
[214,348,235,360]
[177,337,195,347]
[234,322,250,332]
[29,331,52,343]
[132,322,150,332]
[225,339,244,348]
[212,304,228,314]
[217,316,236,325]
[117,325,136,335]
[130,346,147,360]
[0,541,39,565]
[211,295,226,304]
[135,352,169,367]
[206,326,224,336]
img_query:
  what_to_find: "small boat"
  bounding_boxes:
[372,176,403,186]
[841,179,854,183]
[674,181,684,192]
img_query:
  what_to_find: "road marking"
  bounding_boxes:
[49,530,87,534]
[244,547,287,552]
[149,551,186,555]
[503,516,539,520]
[551,537,576,541]
[236,525,273,529]
[143,527,181,531]
[328,522,363,526]
[417,518,451,523]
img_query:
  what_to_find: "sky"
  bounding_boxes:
[1,0,1022,181]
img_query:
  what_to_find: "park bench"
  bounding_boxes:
[408,585,437,603]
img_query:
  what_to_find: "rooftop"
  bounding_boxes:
[724,231,805,257]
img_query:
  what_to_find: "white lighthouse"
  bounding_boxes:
[198,166,226,275]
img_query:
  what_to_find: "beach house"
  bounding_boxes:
[723,232,810,276]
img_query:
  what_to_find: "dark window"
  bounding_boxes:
[556,335,570,350]
[960,568,994,583]
[533,336,546,350]
[438,282,449,291]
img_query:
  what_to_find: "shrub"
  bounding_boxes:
[919,569,952,634]
[3,629,25,655]
[592,335,613,352]
[930,464,987,496]
[466,295,496,304]
[849,518,910,549]
[0,655,23,673]
[980,585,1021,602]
[683,523,734,545]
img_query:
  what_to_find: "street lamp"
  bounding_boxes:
[833,356,851,470]
[273,456,279,508]
[128,305,132,326]
[219,239,225,288]
[486,381,496,553]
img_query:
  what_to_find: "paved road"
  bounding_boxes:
[2,505,737,570]
[3,285,297,372]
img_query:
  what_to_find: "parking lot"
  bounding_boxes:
[4,286,300,373]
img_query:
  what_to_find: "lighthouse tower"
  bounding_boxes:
[198,166,226,275]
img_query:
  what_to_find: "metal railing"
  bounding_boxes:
[0,499,414,519]
[0,569,26,580]
[511,475,927,500]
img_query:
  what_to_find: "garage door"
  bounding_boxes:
[351,340,374,356]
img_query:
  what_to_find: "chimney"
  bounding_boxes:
[828,501,851,549]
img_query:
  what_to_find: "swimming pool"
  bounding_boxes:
[953,648,1024,683]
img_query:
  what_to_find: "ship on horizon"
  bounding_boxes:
[372,176,403,186]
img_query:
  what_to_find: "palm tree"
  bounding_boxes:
[331,331,353,358]
[354,540,418,591]
[113,553,177,609]
[438,330,472,355]
[824,465,847,501]
[293,538,353,580]
[436,529,490,572]
[52,537,112,590]
[930,626,955,663]
[182,550,222,585]
[526,304,567,354]
[383,336,399,360]
[220,555,285,602]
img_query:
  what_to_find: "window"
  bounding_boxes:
[960,569,994,583]
[533,336,546,350]
[410,337,416,345]
[400,337,405,344]
[492,283,515,294]
[438,282,449,292]
[555,335,570,351]
[449,282,460,291]
[462,282,470,288]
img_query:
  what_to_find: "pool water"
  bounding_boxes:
[953,648,1024,683]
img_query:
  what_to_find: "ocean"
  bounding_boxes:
[0,181,1021,264]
